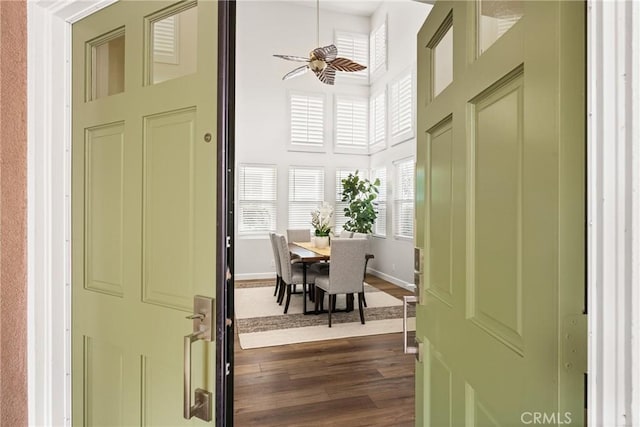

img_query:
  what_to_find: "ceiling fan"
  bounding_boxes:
[273,0,367,85]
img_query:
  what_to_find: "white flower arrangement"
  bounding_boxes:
[311,202,333,236]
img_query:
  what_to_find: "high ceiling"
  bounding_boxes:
[288,0,383,17]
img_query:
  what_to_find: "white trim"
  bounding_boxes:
[27,1,116,426]
[234,273,276,281]
[367,269,415,292]
[587,0,638,424]
[632,1,640,421]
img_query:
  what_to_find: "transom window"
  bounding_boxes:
[289,93,325,151]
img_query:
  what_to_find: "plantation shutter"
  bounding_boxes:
[335,97,368,149]
[153,15,178,64]
[369,20,387,75]
[288,167,325,230]
[372,168,387,236]
[394,158,414,239]
[238,165,277,235]
[369,91,386,150]
[290,93,324,148]
[335,169,358,233]
[335,31,369,81]
[389,72,414,144]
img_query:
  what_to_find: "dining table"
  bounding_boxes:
[288,241,373,315]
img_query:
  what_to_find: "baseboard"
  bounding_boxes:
[367,269,416,292]
[234,272,275,281]
[235,270,415,292]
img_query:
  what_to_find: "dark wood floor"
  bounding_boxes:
[233,274,416,426]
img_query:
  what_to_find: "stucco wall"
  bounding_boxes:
[0,0,28,425]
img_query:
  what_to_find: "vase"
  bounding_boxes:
[314,236,329,248]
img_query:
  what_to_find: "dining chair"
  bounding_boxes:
[269,232,284,300]
[339,230,353,238]
[286,228,311,242]
[276,233,317,314]
[351,233,371,307]
[314,238,368,327]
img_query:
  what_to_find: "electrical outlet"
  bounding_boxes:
[270,260,275,268]
[392,263,396,272]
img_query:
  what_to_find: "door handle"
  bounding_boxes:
[183,296,213,421]
[403,295,421,361]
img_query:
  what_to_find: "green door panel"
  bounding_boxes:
[415,1,585,426]
[72,1,217,425]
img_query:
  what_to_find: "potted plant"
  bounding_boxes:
[311,202,333,248]
[341,171,380,234]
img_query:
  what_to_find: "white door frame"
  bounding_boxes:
[27,1,638,425]
[26,1,116,425]
[587,0,640,423]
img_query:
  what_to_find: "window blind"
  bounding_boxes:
[290,93,324,148]
[389,72,414,143]
[372,168,387,236]
[238,164,277,235]
[335,97,368,149]
[369,91,386,150]
[335,169,357,233]
[153,15,178,64]
[288,167,325,230]
[394,159,414,239]
[369,20,387,75]
[335,31,369,80]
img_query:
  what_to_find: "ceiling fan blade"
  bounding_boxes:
[273,54,310,62]
[314,67,335,85]
[328,57,367,72]
[283,65,309,81]
[312,44,337,62]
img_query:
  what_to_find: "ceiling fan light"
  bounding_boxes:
[309,58,326,73]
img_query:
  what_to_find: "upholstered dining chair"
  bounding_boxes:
[351,233,371,307]
[276,233,317,314]
[339,230,353,238]
[314,238,368,327]
[269,232,283,300]
[286,228,311,242]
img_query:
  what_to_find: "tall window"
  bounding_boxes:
[372,168,387,237]
[288,167,325,230]
[369,19,387,77]
[335,169,357,233]
[389,71,414,144]
[369,90,386,152]
[394,158,414,239]
[335,31,369,81]
[238,164,277,236]
[335,96,368,152]
[289,93,324,151]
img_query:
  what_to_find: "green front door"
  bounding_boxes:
[415,1,585,425]
[71,1,218,424]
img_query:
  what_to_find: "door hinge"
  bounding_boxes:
[562,313,587,374]
[225,362,231,376]
[226,236,231,248]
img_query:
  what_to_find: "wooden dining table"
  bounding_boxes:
[288,241,373,315]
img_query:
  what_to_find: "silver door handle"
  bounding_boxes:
[183,296,214,421]
[403,295,418,355]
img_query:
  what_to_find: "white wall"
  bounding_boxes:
[368,1,431,287]
[235,1,370,278]
[235,0,431,285]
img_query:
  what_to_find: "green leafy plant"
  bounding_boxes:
[341,171,380,234]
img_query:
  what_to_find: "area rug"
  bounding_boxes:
[235,281,416,349]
